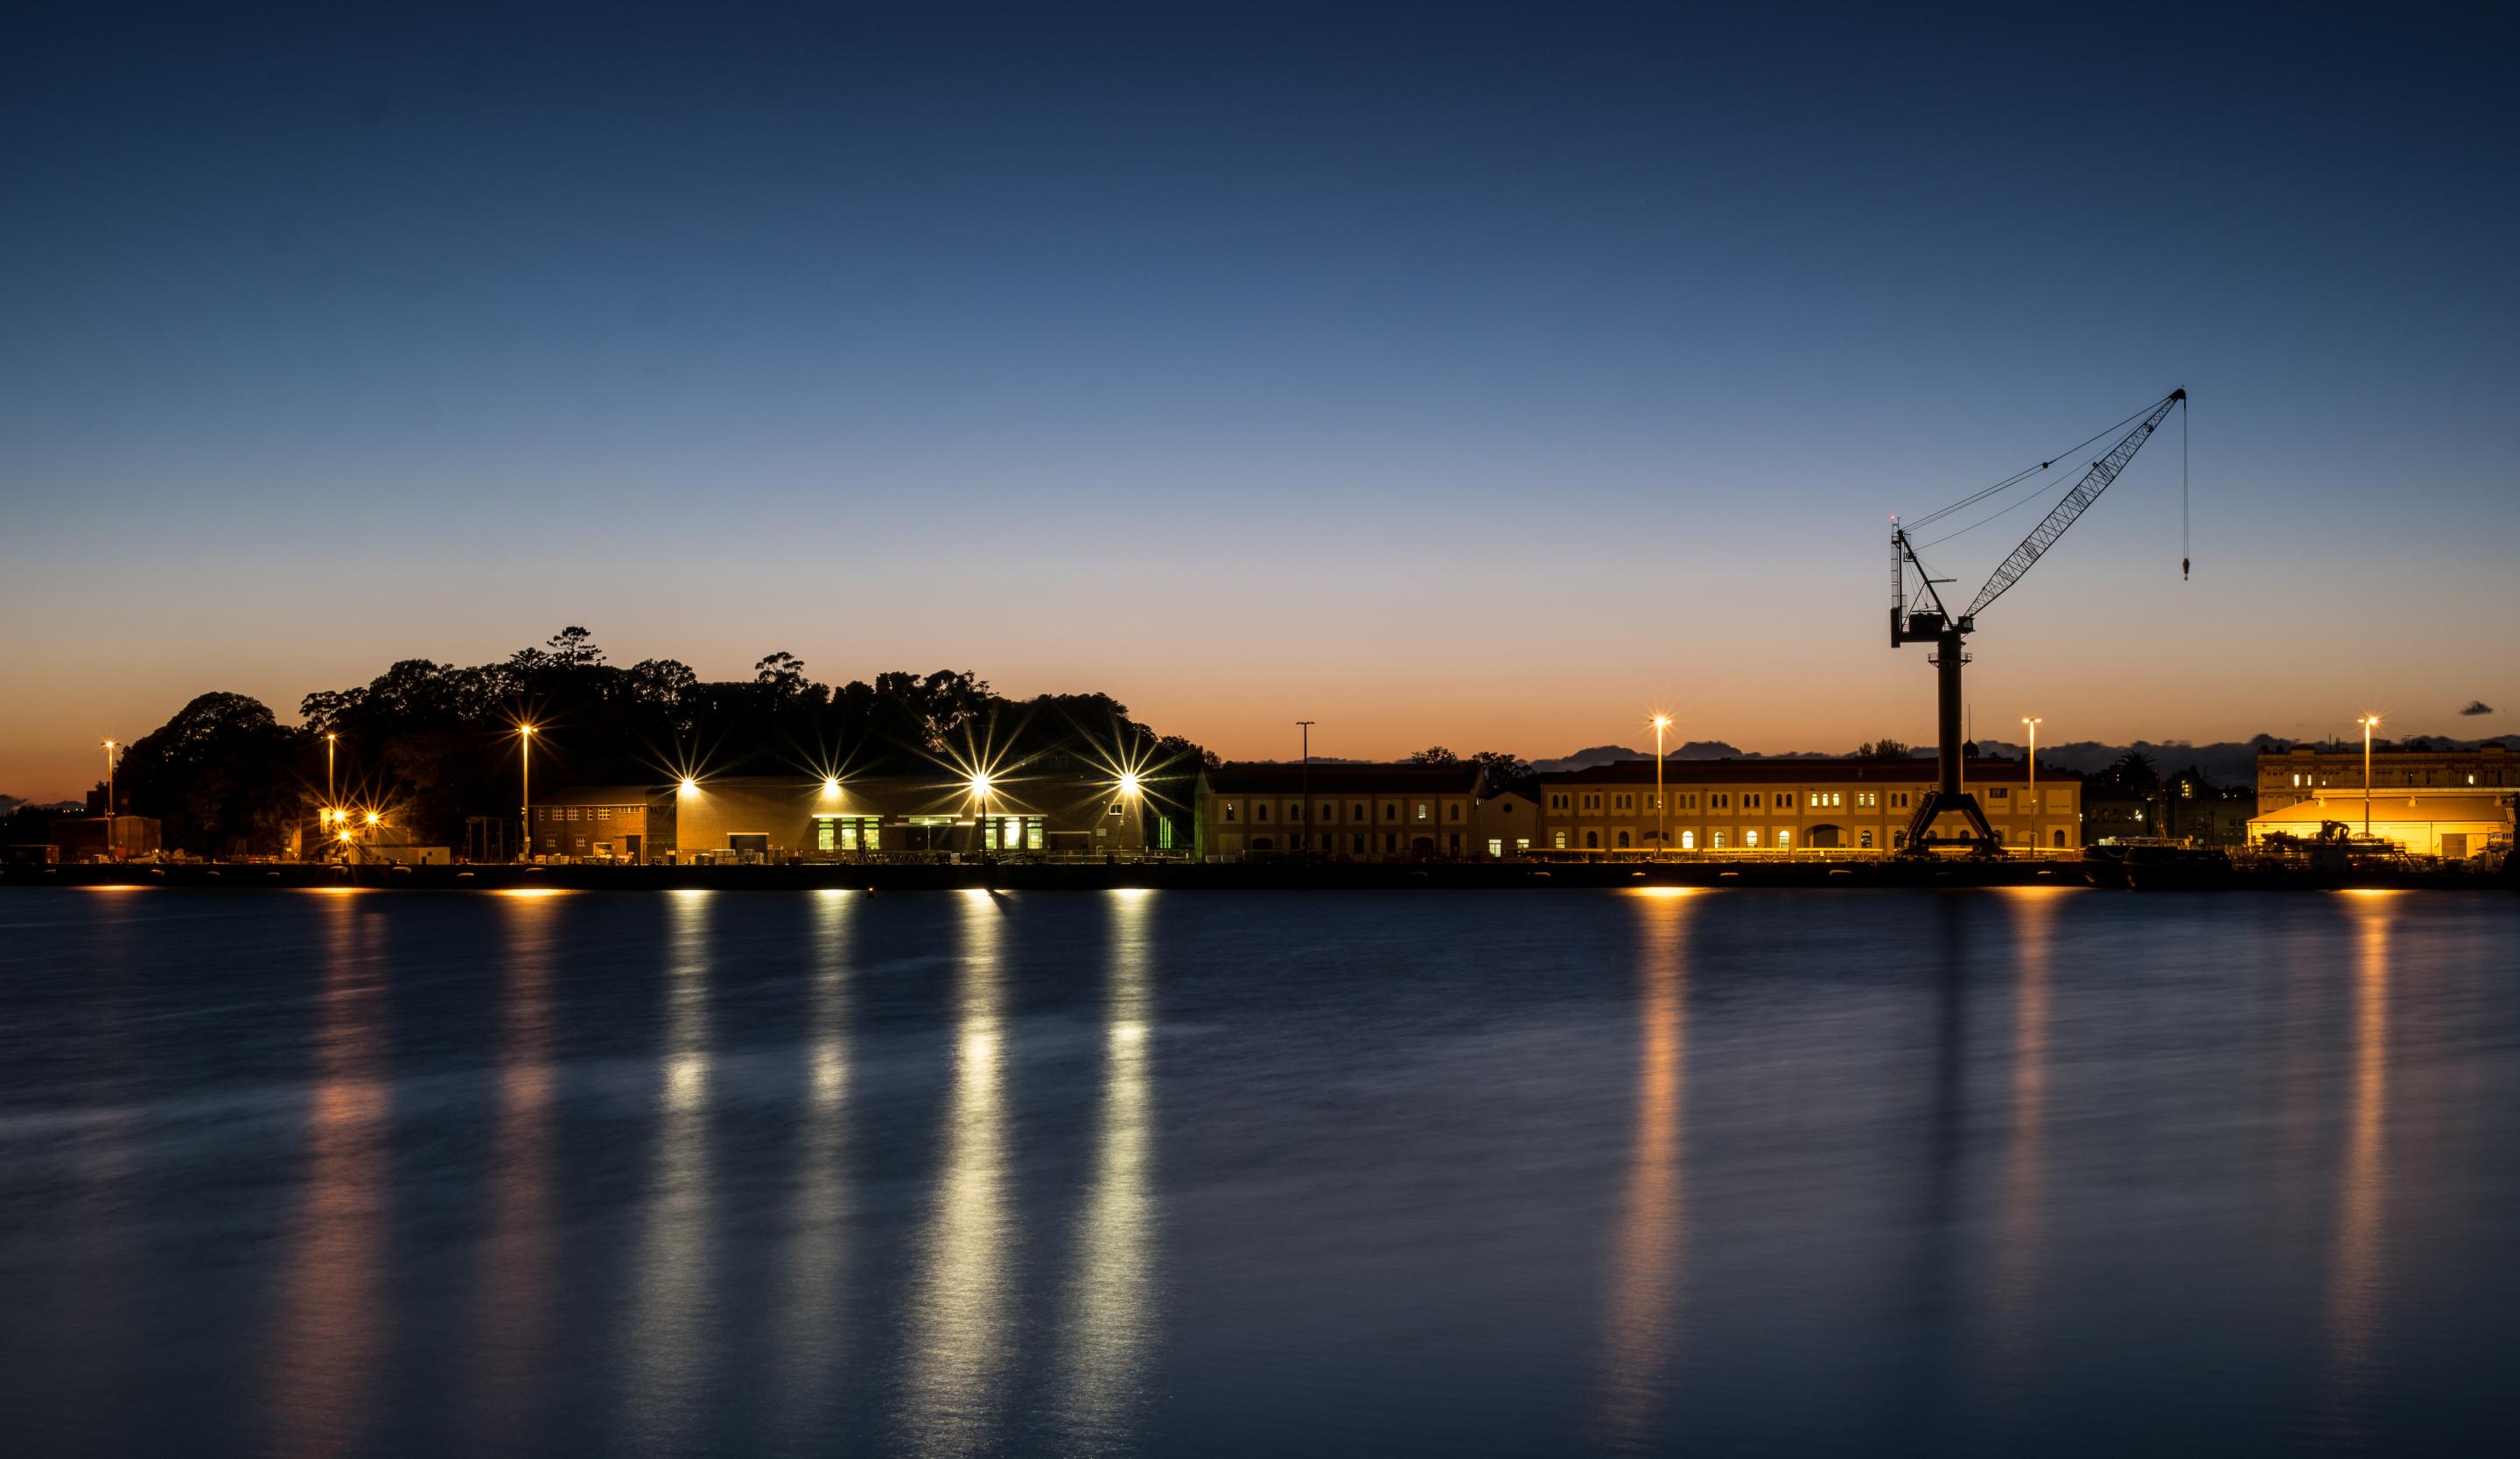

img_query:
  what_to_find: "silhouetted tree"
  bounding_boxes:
[1855,738,1913,760]
[1467,750,1536,799]
[1407,746,1460,766]
[117,692,306,854]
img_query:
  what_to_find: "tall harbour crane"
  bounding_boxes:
[1890,388,2187,855]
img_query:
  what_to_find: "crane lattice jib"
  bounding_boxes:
[1961,390,2183,622]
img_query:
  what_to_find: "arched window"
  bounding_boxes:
[1745,830,1760,847]
[1680,831,1696,850]
[1616,830,1631,848]
[1585,831,1600,849]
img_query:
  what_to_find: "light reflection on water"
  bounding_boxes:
[468,893,559,1448]
[1051,887,1159,1455]
[1,887,2515,1458]
[620,888,718,1453]
[899,890,1017,1456]
[261,896,390,1459]
[1595,887,1692,1448]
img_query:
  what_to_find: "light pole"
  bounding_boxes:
[2359,714,2379,838]
[1296,720,1314,860]
[1651,715,1671,859]
[518,724,536,862]
[970,772,993,863]
[326,733,337,810]
[2020,717,2041,851]
[101,740,117,859]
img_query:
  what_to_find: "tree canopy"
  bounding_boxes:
[102,629,1214,853]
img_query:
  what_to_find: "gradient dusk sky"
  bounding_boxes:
[4,3,2514,798]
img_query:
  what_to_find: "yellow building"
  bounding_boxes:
[2258,742,2514,812]
[2247,788,2514,860]
[1197,762,1487,860]
[1531,757,2081,853]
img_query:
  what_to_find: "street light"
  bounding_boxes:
[518,724,536,862]
[326,733,338,809]
[2021,717,2041,851]
[1651,715,1671,859]
[969,772,992,860]
[101,740,117,859]
[1296,720,1315,860]
[2359,714,2380,838]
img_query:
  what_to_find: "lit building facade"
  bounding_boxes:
[2257,742,2515,812]
[534,763,1156,863]
[2248,787,2514,860]
[1196,762,1487,860]
[1530,758,2081,852]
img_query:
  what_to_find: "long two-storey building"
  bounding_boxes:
[1530,757,2080,853]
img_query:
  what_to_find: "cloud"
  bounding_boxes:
[2460,699,2495,716]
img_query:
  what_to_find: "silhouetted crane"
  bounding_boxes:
[1890,389,2187,856]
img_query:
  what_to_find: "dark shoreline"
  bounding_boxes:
[6,859,2509,893]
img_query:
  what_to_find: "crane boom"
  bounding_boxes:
[1961,389,2184,622]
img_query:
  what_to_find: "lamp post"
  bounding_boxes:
[326,733,337,811]
[101,740,117,859]
[1296,720,1315,860]
[2359,714,2379,838]
[518,724,536,862]
[1651,715,1671,859]
[2020,717,2041,851]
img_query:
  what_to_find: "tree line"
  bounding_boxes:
[59,628,1216,856]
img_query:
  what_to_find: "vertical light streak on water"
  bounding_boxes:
[1989,887,2062,1347]
[2327,892,2395,1395]
[468,892,561,1448]
[1596,889,1695,1448]
[262,894,390,1459]
[48,899,139,1448]
[776,888,856,1441]
[1051,887,1158,1455]
[900,889,1015,1458]
[620,889,718,1455]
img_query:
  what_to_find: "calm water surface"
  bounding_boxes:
[2,886,2515,1455]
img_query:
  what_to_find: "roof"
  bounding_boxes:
[1202,761,1484,795]
[1533,757,2070,786]
[537,784,655,806]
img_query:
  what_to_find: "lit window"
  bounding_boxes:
[1553,831,1567,849]
[1414,802,1430,820]
[1680,831,1696,850]
[1745,830,1759,847]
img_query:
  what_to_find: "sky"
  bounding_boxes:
[4,2,2515,798]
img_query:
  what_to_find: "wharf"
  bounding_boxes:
[7,859,2510,893]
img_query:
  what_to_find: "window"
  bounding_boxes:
[1384,803,1399,822]
[1613,793,1634,811]
[1746,794,1762,810]
[1745,830,1760,847]
[1585,831,1600,848]
[1488,838,1502,858]
[1858,791,1877,808]
[1447,802,1462,821]
[817,822,836,852]
[1859,829,1874,848]
[1712,831,1727,849]
[1988,787,2010,801]
[1549,792,1570,811]
[1680,830,1696,850]
[1414,802,1431,821]
[1515,838,1530,852]
[1256,803,1270,822]
[1224,802,1240,823]
[598,806,612,820]
[1581,792,1602,811]
[1777,830,1792,848]
[1109,803,1124,817]
[1779,792,1796,810]
[1645,793,1659,810]
[1352,802,1368,823]
[1616,830,1632,848]
[1553,831,1567,849]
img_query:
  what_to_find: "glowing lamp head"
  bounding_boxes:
[364,810,380,826]
[822,776,841,797]
[337,830,354,844]
[1651,715,1671,731]
[1118,772,1141,797]
[970,773,992,797]
[679,777,699,796]
[519,724,536,739]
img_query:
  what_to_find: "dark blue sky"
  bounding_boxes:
[5,3,2513,793]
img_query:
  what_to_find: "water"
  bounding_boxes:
[1,886,2515,1456]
